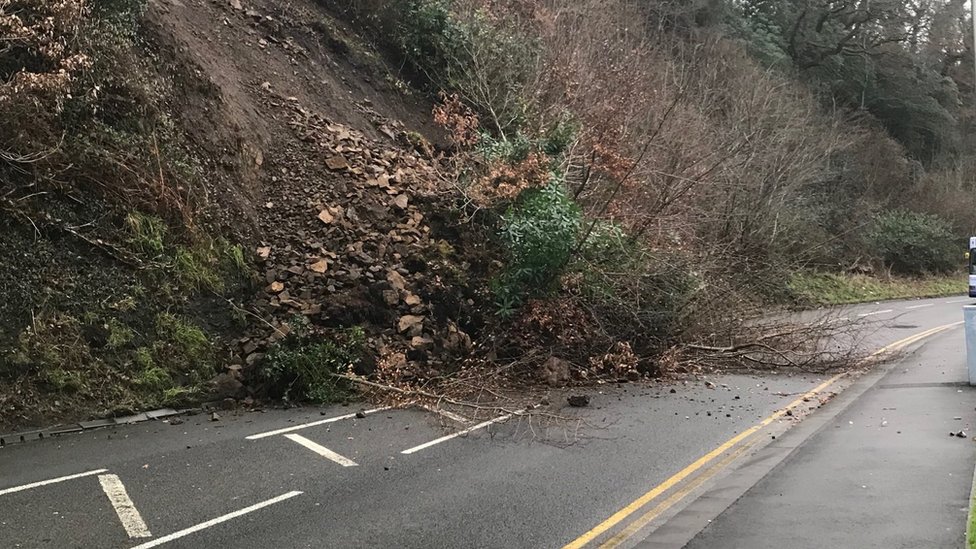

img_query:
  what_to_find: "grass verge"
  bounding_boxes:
[968,468,976,549]
[789,272,966,306]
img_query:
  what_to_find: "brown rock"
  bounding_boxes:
[269,281,285,293]
[326,155,349,171]
[398,315,424,336]
[310,259,329,273]
[317,209,334,224]
[410,335,434,351]
[256,246,271,259]
[387,270,407,291]
[393,194,409,209]
[542,356,572,387]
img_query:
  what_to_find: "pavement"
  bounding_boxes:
[0,295,972,548]
[674,322,976,549]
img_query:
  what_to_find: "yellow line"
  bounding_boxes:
[599,438,762,548]
[560,374,841,549]
[561,321,962,549]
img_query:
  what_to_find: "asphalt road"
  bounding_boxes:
[680,319,976,549]
[0,295,971,549]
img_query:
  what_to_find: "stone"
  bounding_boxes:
[398,315,424,336]
[386,270,407,291]
[567,395,590,407]
[210,373,245,399]
[542,356,572,387]
[325,155,350,171]
[410,335,434,351]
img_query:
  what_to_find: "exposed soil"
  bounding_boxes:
[0,0,481,431]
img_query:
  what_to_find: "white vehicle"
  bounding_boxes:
[970,237,976,297]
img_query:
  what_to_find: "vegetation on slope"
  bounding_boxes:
[3,0,975,426]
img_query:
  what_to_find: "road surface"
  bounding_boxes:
[0,295,970,548]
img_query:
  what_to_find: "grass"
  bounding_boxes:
[789,272,966,306]
[969,491,976,549]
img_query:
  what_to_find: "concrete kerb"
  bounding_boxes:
[0,408,184,448]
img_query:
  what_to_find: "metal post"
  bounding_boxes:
[965,306,976,386]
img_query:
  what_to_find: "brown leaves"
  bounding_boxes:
[256,246,271,259]
[432,92,480,148]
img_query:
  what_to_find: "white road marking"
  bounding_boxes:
[421,405,470,425]
[97,474,151,538]
[245,406,392,440]
[129,491,303,549]
[0,469,108,497]
[945,298,972,304]
[905,303,934,310]
[401,414,514,455]
[283,434,358,466]
[857,309,894,318]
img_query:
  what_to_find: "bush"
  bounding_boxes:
[573,227,701,351]
[333,0,537,135]
[868,209,957,275]
[261,321,366,403]
[495,180,581,312]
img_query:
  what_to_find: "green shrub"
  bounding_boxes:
[867,209,957,275]
[340,0,536,135]
[495,181,581,311]
[261,323,366,403]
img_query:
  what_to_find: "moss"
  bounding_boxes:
[106,319,135,349]
[155,313,211,364]
[135,365,171,390]
[173,246,224,292]
[43,368,86,393]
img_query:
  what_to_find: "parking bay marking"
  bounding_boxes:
[284,434,358,466]
[401,413,514,455]
[129,491,303,549]
[98,474,151,538]
[0,469,108,497]
[245,407,392,440]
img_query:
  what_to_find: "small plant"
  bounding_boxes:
[126,212,168,258]
[135,364,171,390]
[495,180,581,310]
[261,326,366,403]
[172,246,223,292]
[105,319,135,349]
[43,368,86,393]
[151,312,214,386]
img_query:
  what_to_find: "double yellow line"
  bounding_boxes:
[563,321,962,549]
